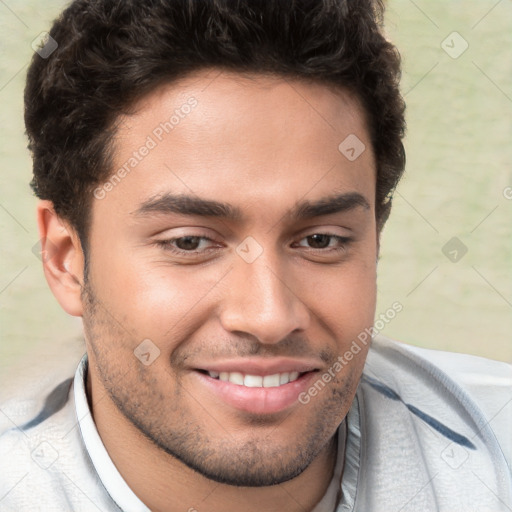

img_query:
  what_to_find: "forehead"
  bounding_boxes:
[93,69,375,225]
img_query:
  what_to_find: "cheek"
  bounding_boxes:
[303,253,377,344]
[346,261,377,321]
[89,245,228,342]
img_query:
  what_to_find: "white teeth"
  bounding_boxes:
[207,371,302,387]
[262,374,280,387]
[244,375,263,387]
[279,373,290,385]
[228,372,244,385]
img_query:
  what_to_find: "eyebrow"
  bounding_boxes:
[133,194,244,221]
[290,191,370,220]
[133,191,370,222]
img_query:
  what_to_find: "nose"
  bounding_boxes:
[219,253,311,344]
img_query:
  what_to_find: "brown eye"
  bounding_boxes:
[175,236,202,251]
[295,233,352,252]
[306,234,331,249]
[155,234,220,256]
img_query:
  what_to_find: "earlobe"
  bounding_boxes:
[36,200,85,317]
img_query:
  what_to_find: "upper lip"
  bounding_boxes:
[195,357,321,376]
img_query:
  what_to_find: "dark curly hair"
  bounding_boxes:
[25,0,405,252]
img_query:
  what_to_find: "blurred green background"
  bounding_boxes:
[1,1,511,398]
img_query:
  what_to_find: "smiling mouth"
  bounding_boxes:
[194,366,320,414]
[199,370,318,388]
[200,370,307,388]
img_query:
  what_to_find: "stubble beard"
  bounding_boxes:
[80,279,351,487]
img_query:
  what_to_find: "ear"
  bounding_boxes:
[36,200,85,316]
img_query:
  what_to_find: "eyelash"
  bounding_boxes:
[154,233,352,256]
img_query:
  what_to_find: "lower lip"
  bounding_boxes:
[193,371,317,415]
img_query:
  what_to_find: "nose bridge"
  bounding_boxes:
[220,249,310,344]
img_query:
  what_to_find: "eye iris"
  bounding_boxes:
[307,234,331,249]
[176,236,201,250]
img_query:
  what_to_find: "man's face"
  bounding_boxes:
[83,70,377,486]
